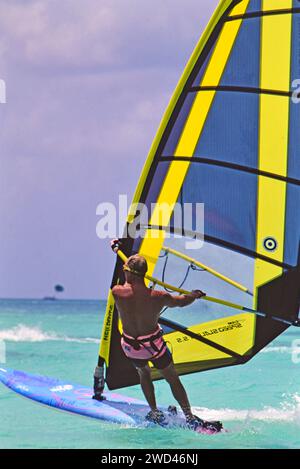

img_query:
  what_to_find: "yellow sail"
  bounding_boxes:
[98,0,300,390]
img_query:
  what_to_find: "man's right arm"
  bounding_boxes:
[111,285,127,299]
[162,290,206,308]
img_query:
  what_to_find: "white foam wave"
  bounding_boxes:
[261,346,292,354]
[193,394,300,424]
[0,326,290,351]
[0,324,99,344]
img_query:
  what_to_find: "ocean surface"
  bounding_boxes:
[0,298,299,449]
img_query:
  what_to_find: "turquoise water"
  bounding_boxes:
[0,298,299,449]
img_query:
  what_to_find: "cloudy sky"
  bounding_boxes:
[0,0,218,299]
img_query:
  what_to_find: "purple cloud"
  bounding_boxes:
[0,0,218,298]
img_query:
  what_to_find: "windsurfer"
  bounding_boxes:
[110,239,222,432]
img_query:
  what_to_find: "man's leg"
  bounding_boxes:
[159,362,194,419]
[159,360,223,432]
[136,365,157,412]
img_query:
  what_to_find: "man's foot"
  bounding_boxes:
[186,414,223,433]
[186,414,205,430]
[145,409,167,426]
[167,405,177,416]
[203,420,223,433]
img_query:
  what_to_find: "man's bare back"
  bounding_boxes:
[112,282,203,337]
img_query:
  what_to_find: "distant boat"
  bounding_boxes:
[43,285,64,301]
